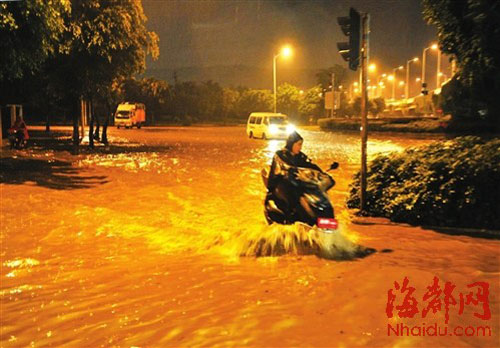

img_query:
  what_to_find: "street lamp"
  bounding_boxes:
[376,73,387,98]
[438,72,448,85]
[421,43,438,94]
[273,45,293,113]
[436,47,442,89]
[405,57,419,101]
[399,80,405,99]
[392,66,403,100]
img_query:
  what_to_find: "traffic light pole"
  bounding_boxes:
[360,13,370,213]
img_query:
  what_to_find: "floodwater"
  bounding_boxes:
[1,126,498,347]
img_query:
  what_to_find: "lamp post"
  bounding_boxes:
[399,81,405,99]
[421,43,438,94]
[405,57,419,101]
[273,45,292,113]
[387,74,394,100]
[392,66,403,100]
[376,73,387,98]
[436,48,442,89]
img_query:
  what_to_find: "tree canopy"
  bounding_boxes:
[423,0,500,124]
[51,0,159,101]
[0,0,69,81]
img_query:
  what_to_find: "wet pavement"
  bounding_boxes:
[1,126,498,347]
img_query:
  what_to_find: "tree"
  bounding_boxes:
[422,0,500,126]
[235,89,273,118]
[299,85,322,122]
[169,81,201,122]
[0,0,69,82]
[315,65,348,92]
[120,77,170,124]
[277,83,301,121]
[197,80,223,121]
[221,88,240,120]
[47,0,159,150]
[370,97,386,117]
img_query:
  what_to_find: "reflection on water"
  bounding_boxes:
[63,128,439,261]
[264,139,283,161]
[5,128,496,347]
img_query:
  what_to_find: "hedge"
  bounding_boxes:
[318,117,447,133]
[347,136,500,229]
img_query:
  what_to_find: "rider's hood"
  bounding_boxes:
[285,131,303,152]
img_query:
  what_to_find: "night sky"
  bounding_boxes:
[143,0,440,88]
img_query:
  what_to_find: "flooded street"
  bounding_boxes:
[1,126,499,347]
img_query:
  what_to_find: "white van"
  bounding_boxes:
[246,112,295,139]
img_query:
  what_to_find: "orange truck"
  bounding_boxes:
[114,102,146,129]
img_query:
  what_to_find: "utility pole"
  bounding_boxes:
[337,7,368,213]
[360,13,369,213]
[436,49,442,89]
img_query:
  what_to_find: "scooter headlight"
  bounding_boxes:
[269,124,278,134]
[286,124,295,134]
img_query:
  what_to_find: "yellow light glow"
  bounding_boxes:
[431,43,438,50]
[416,77,421,82]
[369,64,376,72]
[388,75,394,81]
[399,81,405,86]
[398,65,404,70]
[354,88,359,93]
[413,57,419,62]
[281,46,292,58]
[353,82,359,87]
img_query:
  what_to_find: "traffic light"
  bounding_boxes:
[337,8,361,71]
[421,82,428,95]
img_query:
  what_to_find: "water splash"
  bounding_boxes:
[224,223,374,261]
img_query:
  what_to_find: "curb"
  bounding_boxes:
[351,216,500,238]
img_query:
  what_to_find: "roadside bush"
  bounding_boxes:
[318,117,448,133]
[347,136,500,229]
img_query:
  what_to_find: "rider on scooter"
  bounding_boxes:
[266,131,325,219]
[8,115,30,149]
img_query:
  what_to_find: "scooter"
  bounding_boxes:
[261,155,339,232]
[8,130,27,150]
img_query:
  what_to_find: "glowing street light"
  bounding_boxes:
[273,45,293,112]
[405,57,419,101]
[281,46,292,58]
